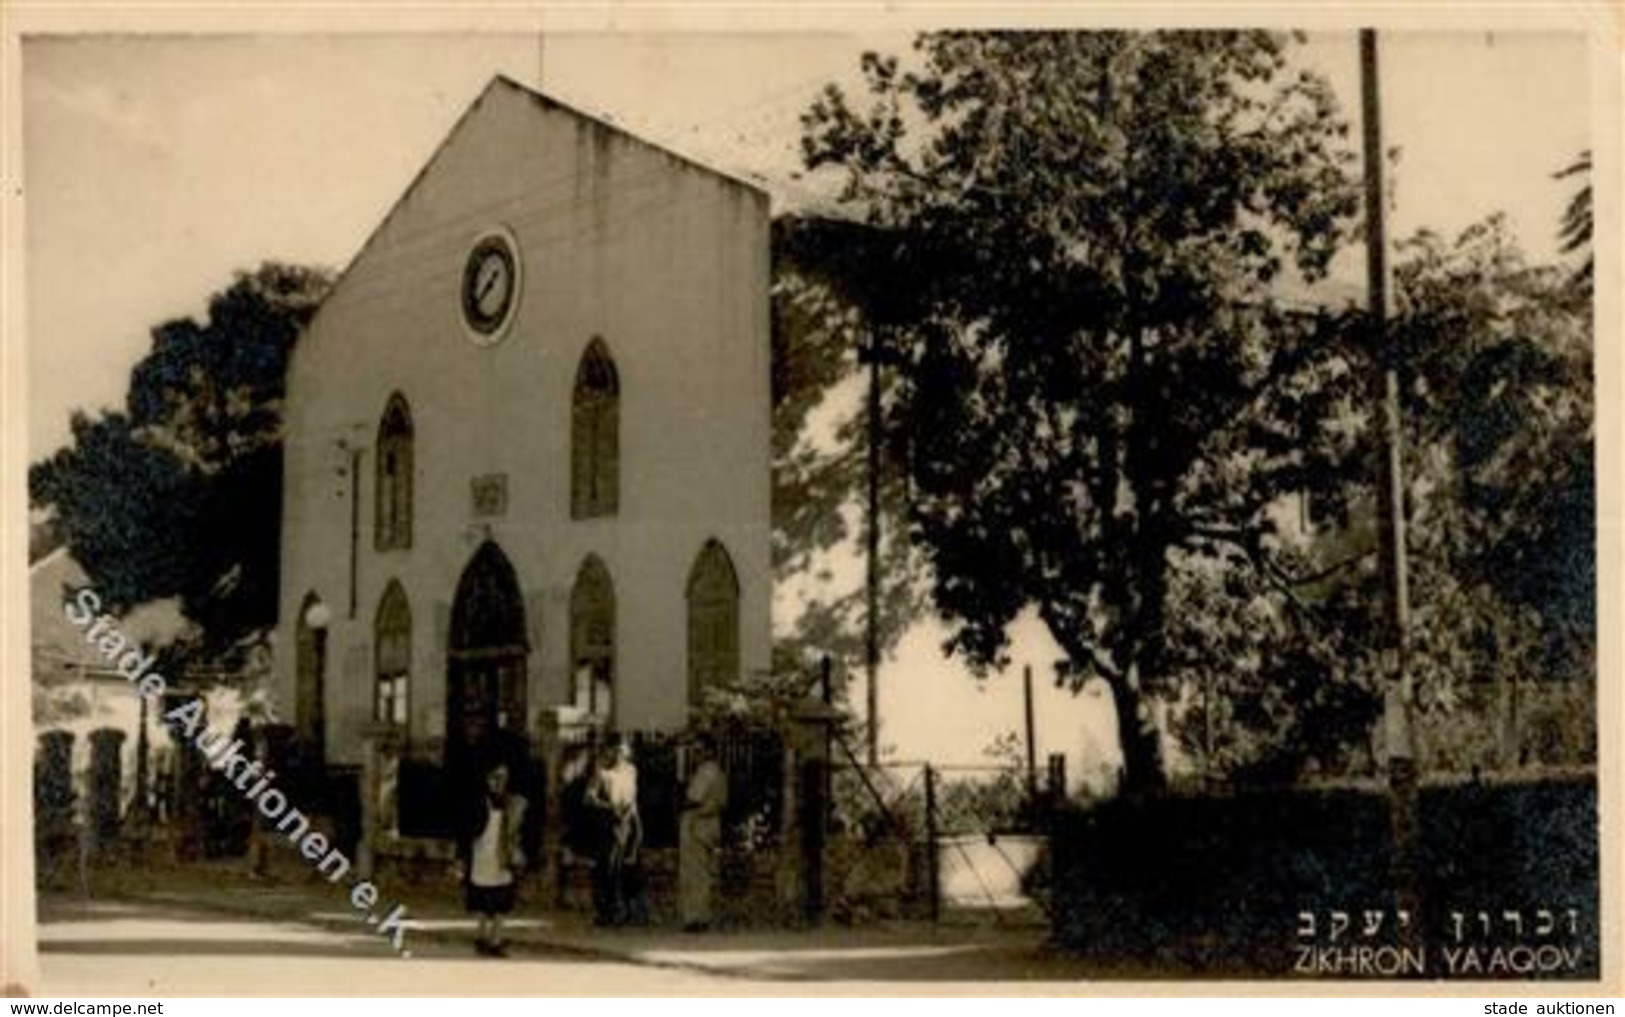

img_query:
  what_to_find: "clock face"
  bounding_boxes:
[461,233,519,339]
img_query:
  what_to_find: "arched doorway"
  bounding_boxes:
[446,541,529,781]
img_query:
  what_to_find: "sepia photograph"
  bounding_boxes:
[1,5,1616,998]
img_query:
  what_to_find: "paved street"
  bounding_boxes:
[38,899,730,995]
[35,890,1080,993]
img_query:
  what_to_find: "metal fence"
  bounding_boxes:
[545,724,785,853]
[823,740,1056,924]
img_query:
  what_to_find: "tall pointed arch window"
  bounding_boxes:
[374,580,411,728]
[375,394,414,551]
[686,540,740,705]
[569,555,616,721]
[571,339,619,519]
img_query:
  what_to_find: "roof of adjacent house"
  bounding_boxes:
[30,547,189,670]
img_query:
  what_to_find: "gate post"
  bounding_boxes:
[36,730,76,830]
[35,731,77,888]
[787,696,840,926]
[88,727,126,852]
[799,756,827,926]
[534,709,566,908]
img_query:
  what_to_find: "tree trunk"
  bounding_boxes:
[1109,663,1167,797]
[1045,616,1168,797]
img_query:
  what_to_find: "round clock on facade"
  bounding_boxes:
[461,228,521,342]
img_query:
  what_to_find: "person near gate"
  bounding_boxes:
[679,732,728,932]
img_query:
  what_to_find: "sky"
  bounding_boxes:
[23,31,1591,462]
[18,29,1593,767]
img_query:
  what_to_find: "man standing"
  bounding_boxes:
[679,733,728,932]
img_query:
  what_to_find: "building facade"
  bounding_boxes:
[273,77,771,788]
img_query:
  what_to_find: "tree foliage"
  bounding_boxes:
[30,262,333,660]
[801,31,1362,792]
[31,411,204,611]
[1396,215,1593,646]
[771,217,931,679]
[1179,215,1595,782]
[1554,150,1592,298]
[1396,215,1595,765]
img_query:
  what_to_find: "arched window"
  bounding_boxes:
[569,555,616,721]
[686,540,740,705]
[374,580,411,728]
[571,339,619,519]
[375,393,413,551]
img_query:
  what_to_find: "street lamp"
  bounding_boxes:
[304,600,333,631]
[302,598,332,775]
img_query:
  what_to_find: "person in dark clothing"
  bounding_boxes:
[456,761,527,956]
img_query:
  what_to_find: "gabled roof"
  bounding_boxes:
[303,75,767,337]
[488,74,768,199]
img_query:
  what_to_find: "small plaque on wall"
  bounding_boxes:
[471,473,508,518]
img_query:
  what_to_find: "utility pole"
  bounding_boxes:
[1360,27,1421,937]
[858,327,890,767]
[1023,664,1038,800]
[867,330,881,766]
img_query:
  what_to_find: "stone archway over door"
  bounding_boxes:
[446,541,529,779]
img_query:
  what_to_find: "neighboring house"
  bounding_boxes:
[274,77,772,795]
[31,547,106,723]
[29,546,190,814]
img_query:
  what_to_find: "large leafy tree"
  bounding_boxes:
[1396,214,1592,650]
[1182,215,1596,781]
[31,411,203,609]
[30,262,333,659]
[1396,215,1595,765]
[801,31,1362,793]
